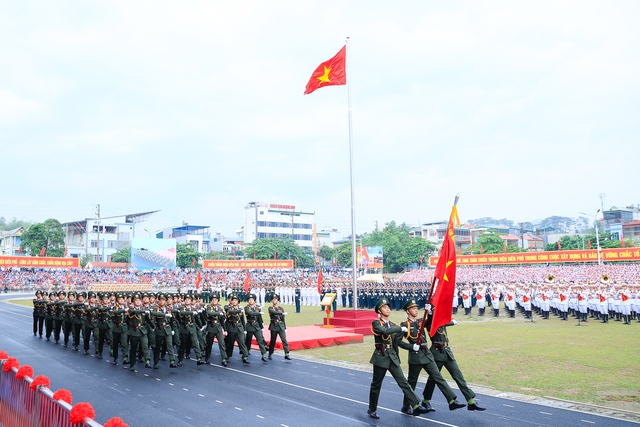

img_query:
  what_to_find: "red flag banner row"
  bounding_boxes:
[203,260,294,270]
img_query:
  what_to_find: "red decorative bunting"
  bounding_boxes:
[16,365,33,380]
[53,389,73,404]
[70,402,95,424]
[3,357,19,372]
[104,417,129,427]
[30,375,50,391]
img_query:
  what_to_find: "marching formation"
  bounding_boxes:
[30,290,292,372]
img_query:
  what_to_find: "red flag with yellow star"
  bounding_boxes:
[304,46,346,95]
[428,201,460,337]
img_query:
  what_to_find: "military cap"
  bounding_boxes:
[142,292,149,298]
[35,290,43,296]
[229,293,238,301]
[375,298,391,314]
[211,293,221,300]
[109,292,116,298]
[271,293,280,301]
[132,293,141,300]
[78,292,87,299]
[116,294,125,300]
[68,291,77,297]
[247,293,257,300]
[49,291,56,297]
[88,291,96,299]
[58,290,67,297]
[158,293,166,300]
[403,298,418,311]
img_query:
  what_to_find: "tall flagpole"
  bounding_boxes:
[346,37,358,310]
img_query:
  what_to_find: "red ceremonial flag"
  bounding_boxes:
[503,241,507,253]
[244,270,251,293]
[233,248,237,260]
[317,268,324,294]
[273,252,277,260]
[622,294,628,302]
[18,246,22,255]
[557,241,561,250]
[39,247,46,256]
[64,244,68,257]
[599,294,606,303]
[304,46,347,95]
[588,240,592,249]
[192,258,196,267]
[253,251,256,260]
[195,269,201,290]
[620,232,625,247]
[480,245,484,254]
[419,254,424,264]
[333,257,337,266]
[523,295,529,303]
[560,294,566,302]
[428,201,460,337]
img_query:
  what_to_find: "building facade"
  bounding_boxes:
[0,227,24,256]
[243,202,315,249]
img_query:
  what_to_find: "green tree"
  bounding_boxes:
[110,247,131,263]
[19,218,65,257]
[80,254,94,268]
[318,245,335,263]
[360,221,436,273]
[472,231,506,254]
[204,251,230,260]
[176,243,201,268]
[242,237,314,268]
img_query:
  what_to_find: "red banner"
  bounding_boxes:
[0,256,80,268]
[203,259,294,269]
[429,248,640,267]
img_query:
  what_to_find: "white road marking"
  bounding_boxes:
[215,400,222,404]
[183,388,188,391]
[503,404,514,407]
[198,394,205,397]
[235,407,242,411]
[540,411,552,415]
[581,421,595,424]
[257,415,264,419]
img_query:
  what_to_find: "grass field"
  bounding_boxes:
[10,299,640,412]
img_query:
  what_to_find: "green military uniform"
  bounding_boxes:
[62,292,75,347]
[397,299,462,413]
[125,294,152,371]
[32,291,45,337]
[423,314,485,411]
[82,292,99,355]
[149,294,177,368]
[224,294,250,364]
[203,294,228,366]
[109,296,129,366]
[71,293,86,351]
[244,294,268,362]
[95,296,112,359]
[44,292,56,340]
[52,291,66,344]
[176,297,205,365]
[267,294,290,360]
[367,298,424,420]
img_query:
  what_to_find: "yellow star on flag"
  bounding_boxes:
[443,260,454,282]
[317,66,331,85]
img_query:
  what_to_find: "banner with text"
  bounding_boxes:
[0,256,80,268]
[429,247,640,267]
[204,259,294,269]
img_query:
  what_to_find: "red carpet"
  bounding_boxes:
[250,325,363,351]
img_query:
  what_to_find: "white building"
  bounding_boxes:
[159,223,222,253]
[243,202,315,249]
[0,227,24,256]
[63,211,158,262]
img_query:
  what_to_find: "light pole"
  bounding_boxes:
[580,209,602,265]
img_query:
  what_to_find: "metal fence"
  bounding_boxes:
[0,361,102,427]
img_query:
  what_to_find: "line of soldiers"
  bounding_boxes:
[31,289,292,372]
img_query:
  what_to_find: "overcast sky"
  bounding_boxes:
[1,1,638,238]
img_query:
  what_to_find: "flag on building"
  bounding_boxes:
[428,201,460,337]
[304,46,346,95]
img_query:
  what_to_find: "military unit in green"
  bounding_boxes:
[367,298,485,420]
[31,289,292,372]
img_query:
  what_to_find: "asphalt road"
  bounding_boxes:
[1,294,637,427]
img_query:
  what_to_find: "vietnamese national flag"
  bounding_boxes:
[39,247,46,256]
[196,269,201,290]
[317,268,324,294]
[503,241,507,253]
[273,252,277,260]
[557,241,561,250]
[64,244,68,257]
[588,240,592,249]
[621,232,625,247]
[304,46,346,95]
[244,270,251,293]
[428,200,460,337]
[480,245,484,254]
[18,246,22,255]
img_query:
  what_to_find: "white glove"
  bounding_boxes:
[401,326,408,333]
[171,331,175,336]
[223,331,228,337]
[124,308,129,312]
[283,312,288,316]
[145,310,150,315]
[85,302,89,306]
[452,319,458,325]
[200,325,207,332]
[260,312,265,315]
[412,344,420,351]
[243,331,247,335]
[425,304,431,312]
[166,313,172,318]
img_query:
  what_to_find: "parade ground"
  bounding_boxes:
[8,294,640,416]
